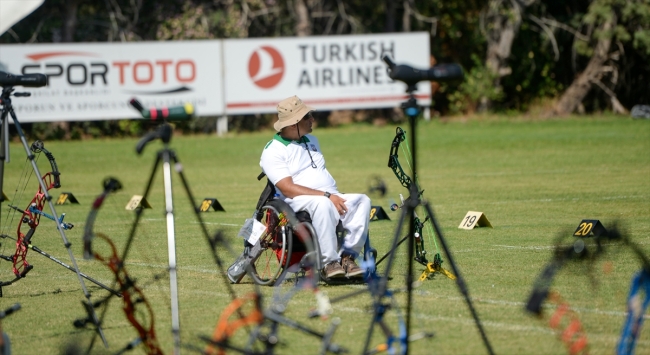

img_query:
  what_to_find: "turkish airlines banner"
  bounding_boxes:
[224,32,431,114]
[0,33,430,122]
[0,41,224,122]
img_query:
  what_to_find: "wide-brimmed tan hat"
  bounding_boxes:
[274,95,314,132]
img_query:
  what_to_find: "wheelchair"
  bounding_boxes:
[227,172,376,286]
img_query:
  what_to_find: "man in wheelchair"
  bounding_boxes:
[229,95,371,283]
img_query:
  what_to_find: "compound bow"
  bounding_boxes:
[0,140,71,288]
[385,127,454,280]
[525,224,650,355]
[76,177,164,355]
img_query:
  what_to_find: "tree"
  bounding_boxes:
[554,0,650,115]
[479,0,537,111]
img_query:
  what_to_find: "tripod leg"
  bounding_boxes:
[170,151,273,354]
[375,234,410,267]
[160,150,182,355]
[170,152,240,299]
[122,151,161,260]
[9,113,109,348]
[422,201,495,355]
[29,244,121,297]
[0,108,9,230]
[362,205,409,354]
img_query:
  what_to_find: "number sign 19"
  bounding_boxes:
[458,211,493,230]
[125,195,152,210]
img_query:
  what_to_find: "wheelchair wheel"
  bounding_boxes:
[250,202,293,286]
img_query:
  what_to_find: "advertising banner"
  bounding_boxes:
[223,32,431,114]
[0,41,224,122]
[0,32,431,122]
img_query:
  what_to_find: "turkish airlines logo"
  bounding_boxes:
[248,46,284,89]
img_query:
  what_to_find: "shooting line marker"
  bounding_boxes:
[199,198,225,212]
[55,192,80,205]
[125,195,152,210]
[458,211,492,230]
[573,219,607,238]
[369,205,390,221]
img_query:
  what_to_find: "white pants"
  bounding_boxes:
[284,193,370,265]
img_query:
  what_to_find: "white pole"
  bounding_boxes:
[217,116,228,136]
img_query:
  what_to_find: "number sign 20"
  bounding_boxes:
[572,219,607,238]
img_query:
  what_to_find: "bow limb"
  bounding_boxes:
[80,178,163,354]
[206,293,264,355]
[30,140,60,189]
[387,127,414,190]
[83,177,122,260]
[93,233,163,355]
[6,193,42,278]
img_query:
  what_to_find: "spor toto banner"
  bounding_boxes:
[224,32,431,114]
[0,33,430,122]
[0,41,224,122]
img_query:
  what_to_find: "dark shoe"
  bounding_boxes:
[323,261,345,279]
[341,255,363,278]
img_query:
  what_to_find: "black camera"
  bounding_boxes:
[0,71,47,88]
[382,55,463,87]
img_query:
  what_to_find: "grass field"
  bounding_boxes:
[0,115,648,355]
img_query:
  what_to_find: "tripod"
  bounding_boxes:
[121,123,203,355]
[362,87,494,355]
[0,85,108,346]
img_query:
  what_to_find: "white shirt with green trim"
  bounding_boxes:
[260,133,338,198]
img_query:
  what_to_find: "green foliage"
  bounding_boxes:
[446,55,503,114]
[1,0,649,121]
[156,3,215,40]
[578,0,650,55]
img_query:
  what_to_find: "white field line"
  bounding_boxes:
[78,260,647,320]
[190,222,242,226]
[335,305,650,345]
[431,194,647,208]
[71,261,647,319]
[416,292,647,319]
[372,286,647,320]
[453,241,650,253]
[63,264,650,347]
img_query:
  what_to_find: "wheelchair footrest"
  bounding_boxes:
[227,242,264,283]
